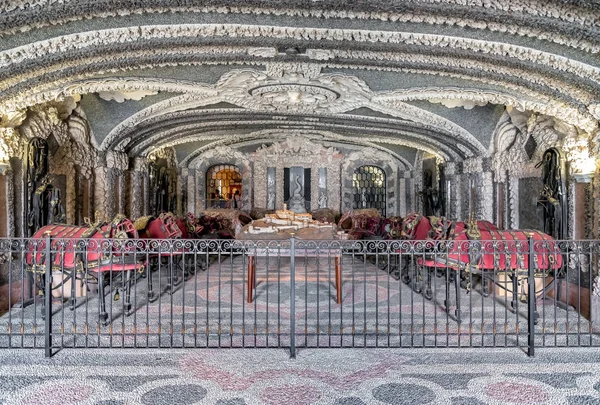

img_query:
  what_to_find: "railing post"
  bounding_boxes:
[527,234,535,357]
[44,231,53,358]
[289,235,296,359]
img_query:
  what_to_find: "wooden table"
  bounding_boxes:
[246,248,342,304]
[237,224,342,304]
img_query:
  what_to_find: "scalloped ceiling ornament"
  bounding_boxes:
[215,65,372,113]
[98,89,159,103]
[254,137,340,158]
[428,98,488,110]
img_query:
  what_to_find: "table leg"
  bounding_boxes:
[335,256,342,304]
[247,256,255,304]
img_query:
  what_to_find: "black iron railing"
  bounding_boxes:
[0,237,597,357]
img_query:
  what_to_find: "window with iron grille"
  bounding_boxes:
[206,164,242,207]
[352,165,386,216]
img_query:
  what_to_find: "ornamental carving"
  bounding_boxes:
[254,137,340,161]
[490,109,566,182]
[215,66,371,114]
[0,127,23,159]
[3,24,599,133]
[1,2,599,54]
[191,145,249,169]
[148,147,177,167]
[106,150,128,173]
[253,137,343,212]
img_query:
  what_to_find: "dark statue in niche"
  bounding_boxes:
[149,160,170,216]
[536,148,566,239]
[421,167,445,217]
[25,137,64,236]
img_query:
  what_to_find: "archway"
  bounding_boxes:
[352,165,386,216]
[206,164,242,209]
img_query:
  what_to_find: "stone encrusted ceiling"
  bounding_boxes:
[1,0,599,166]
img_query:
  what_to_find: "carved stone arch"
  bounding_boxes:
[342,148,400,216]
[189,146,252,212]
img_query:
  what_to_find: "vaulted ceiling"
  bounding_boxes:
[1,1,599,167]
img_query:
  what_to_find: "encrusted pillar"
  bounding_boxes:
[187,169,196,214]
[93,156,109,220]
[445,162,462,220]
[507,175,519,229]
[567,180,576,239]
[130,157,148,220]
[406,172,415,213]
[481,158,494,222]
[1,164,14,238]
[398,171,409,217]
[178,168,188,216]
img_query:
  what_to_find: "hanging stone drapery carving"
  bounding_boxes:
[253,137,342,212]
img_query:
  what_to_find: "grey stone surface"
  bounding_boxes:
[451,397,486,405]
[372,383,436,404]
[215,399,246,405]
[405,373,486,390]
[88,375,179,392]
[508,373,590,389]
[140,384,207,405]
[519,177,543,230]
[333,397,367,405]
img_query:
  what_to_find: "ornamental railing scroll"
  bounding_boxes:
[0,236,597,357]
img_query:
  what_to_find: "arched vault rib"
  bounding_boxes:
[131,119,459,162]
[1,1,600,54]
[175,129,445,168]
[0,24,598,131]
[120,107,476,158]
[179,131,414,170]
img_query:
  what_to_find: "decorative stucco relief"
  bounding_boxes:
[2,2,600,54]
[253,137,343,212]
[1,24,599,133]
[369,100,485,158]
[106,151,128,174]
[215,67,370,114]
[490,109,562,183]
[0,128,23,160]
[98,89,158,103]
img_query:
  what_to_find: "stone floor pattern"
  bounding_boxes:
[0,347,600,404]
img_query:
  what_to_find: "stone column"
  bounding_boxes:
[130,157,148,220]
[178,168,188,216]
[507,175,519,229]
[480,158,494,222]
[93,155,109,220]
[1,164,14,238]
[398,171,407,217]
[187,170,196,214]
[444,162,463,220]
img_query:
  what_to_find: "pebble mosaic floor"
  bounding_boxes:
[1,254,599,403]
[0,347,600,404]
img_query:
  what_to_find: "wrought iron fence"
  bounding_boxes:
[0,236,598,357]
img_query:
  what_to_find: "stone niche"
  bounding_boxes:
[252,138,342,213]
